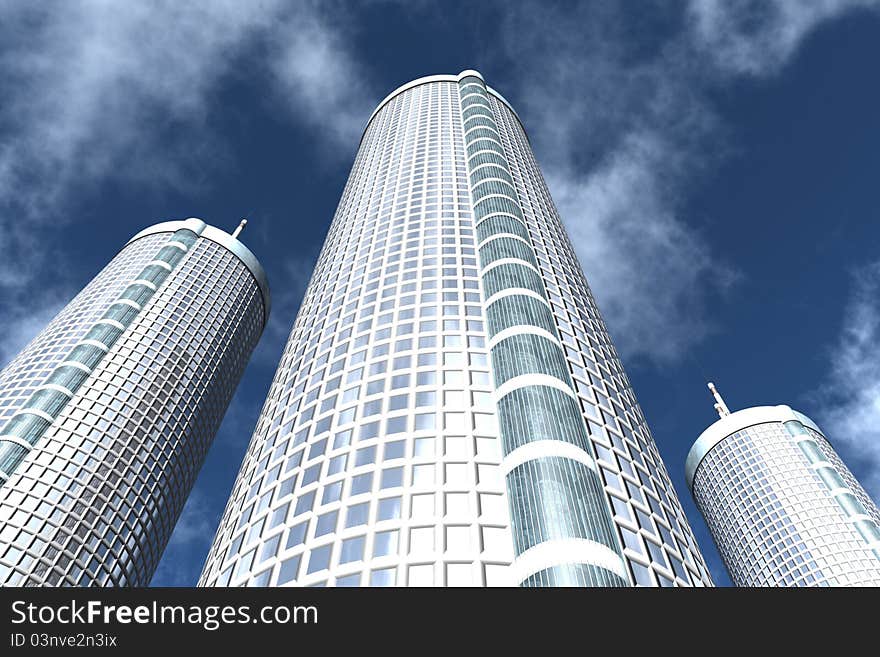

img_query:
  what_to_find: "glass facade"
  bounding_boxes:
[200,71,712,587]
[690,408,880,586]
[0,218,268,586]
[458,73,626,586]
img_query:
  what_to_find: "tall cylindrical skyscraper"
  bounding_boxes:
[200,71,712,587]
[687,384,880,586]
[0,218,269,586]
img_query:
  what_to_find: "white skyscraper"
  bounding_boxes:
[0,218,269,586]
[200,71,712,587]
[687,383,880,586]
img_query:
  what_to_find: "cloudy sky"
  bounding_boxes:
[1,1,879,586]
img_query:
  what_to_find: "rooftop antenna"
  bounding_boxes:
[708,381,731,418]
[231,218,247,240]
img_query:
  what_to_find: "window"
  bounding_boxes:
[383,440,406,460]
[373,530,399,557]
[277,555,301,585]
[378,496,402,521]
[359,421,379,441]
[307,545,332,574]
[414,437,434,457]
[301,464,321,487]
[270,502,290,528]
[446,493,469,517]
[333,430,352,449]
[321,481,343,505]
[315,511,338,537]
[339,536,365,564]
[370,567,396,586]
[351,472,373,495]
[415,413,436,430]
[294,491,316,516]
[610,495,633,523]
[410,526,435,554]
[412,464,434,486]
[336,573,361,587]
[386,416,407,434]
[473,414,496,432]
[259,535,281,563]
[327,454,347,475]
[286,521,308,548]
[444,413,466,431]
[381,467,404,489]
[445,463,469,486]
[479,493,505,520]
[346,502,370,528]
[408,564,434,586]
[472,391,492,407]
[445,437,470,458]
[630,560,655,586]
[355,446,376,466]
[621,526,643,553]
[446,563,472,586]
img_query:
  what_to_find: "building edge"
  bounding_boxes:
[361,71,528,146]
[685,404,824,490]
[127,217,271,324]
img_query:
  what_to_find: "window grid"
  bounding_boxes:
[201,72,713,588]
[200,79,513,588]
[0,229,265,586]
[693,422,880,586]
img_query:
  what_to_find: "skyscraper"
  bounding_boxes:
[200,71,712,587]
[687,383,880,586]
[0,218,269,586]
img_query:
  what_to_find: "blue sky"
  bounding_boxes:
[1,1,879,587]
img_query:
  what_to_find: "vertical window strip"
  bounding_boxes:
[0,228,199,480]
[457,75,626,584]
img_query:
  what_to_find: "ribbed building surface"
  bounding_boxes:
[688,403,880,586]
[200,71,712,587]
[0,218,268,586]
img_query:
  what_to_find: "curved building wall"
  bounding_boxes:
[0,219,267,586]
[478,77,712,588]
[458,73,626,586]
[691,411,880,586]
[200,72,712,588]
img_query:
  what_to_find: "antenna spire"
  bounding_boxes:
[708,382,731,418]
[232,218,247,239]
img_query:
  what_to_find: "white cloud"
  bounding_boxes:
[490,1,874,365]
[813,261,880,498]
[688,0,880,76]
[0,0,372,370]
[0,228,74,366]
[0,1,372,218]
[254,252,319,367]
[492,3,735,364]
[546,133,736,363]
[0,295,69,369]
[267,10,374,152]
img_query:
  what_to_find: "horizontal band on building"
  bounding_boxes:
[685,405,825,489]
[502,440,597,476]
[363,73,525,143]
[510,538,628,584]
[127,218,271,322]
[493,373,577,404]
[0,435,34,451]
[489,325,560,351]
